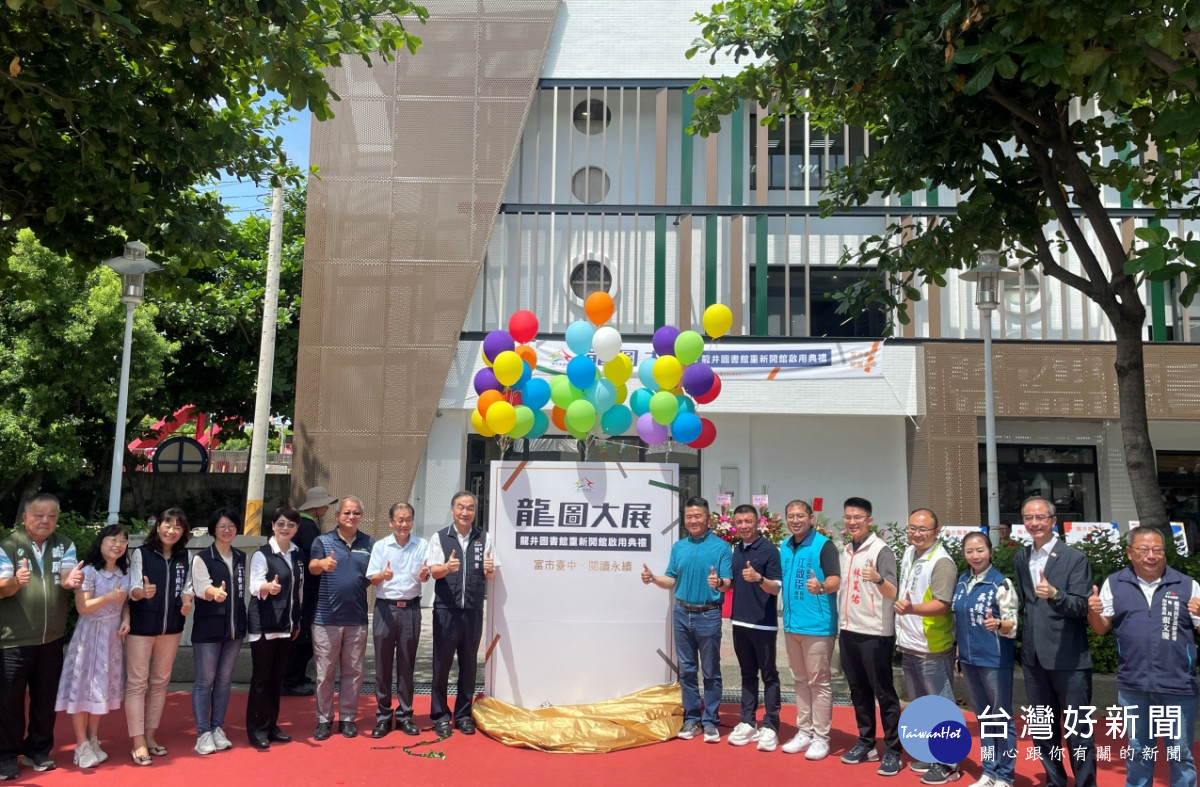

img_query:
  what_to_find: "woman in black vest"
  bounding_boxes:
[245,506,305,749]
[125,508,192,765]
[190,507,247,756]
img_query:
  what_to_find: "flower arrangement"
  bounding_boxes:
[711,508,787,546]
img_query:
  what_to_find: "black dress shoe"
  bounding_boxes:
[339,721,358,738]
[282,683,315,697]
[371,720,391,739]
[249,735,270,750]
[455,718,476,735]
[432,721,452,737]
[398,719,420,736]
[313,723,332,741]
[267,729,292,743]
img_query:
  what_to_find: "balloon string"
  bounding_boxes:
[370,729,453,759]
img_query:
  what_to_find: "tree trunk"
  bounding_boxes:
[1112,317,1171,545]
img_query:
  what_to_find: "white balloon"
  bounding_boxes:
[592,326,624,362]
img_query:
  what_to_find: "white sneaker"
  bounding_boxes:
[969,778,994,787]
[782,731,813,754]
[88,738,107,763]
[195,732,216,755]
[73,740,99,769]
[806,739,831,760]
[756,728,779,752]
[988,781,1010,787]
[728,722,760,746]
[211,727,232,750]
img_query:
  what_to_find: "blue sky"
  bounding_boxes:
[214,108,311,219]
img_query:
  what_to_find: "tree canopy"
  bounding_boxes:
[686,0,1200,530]
[1,0,426,273]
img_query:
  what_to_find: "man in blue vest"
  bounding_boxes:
[427,491,496,737]
[778,499,840,760]
[1088,526,1200,787]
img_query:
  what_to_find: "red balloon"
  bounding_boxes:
[509,310,539,344]
[688,418,717,449]
[694,373,722,404]
[504,390,523,406]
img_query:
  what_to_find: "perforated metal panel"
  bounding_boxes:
[292,0,562,532]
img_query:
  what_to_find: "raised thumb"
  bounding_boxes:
[272,575,279,584]
[985,608,995,618]
[20,559,28,570]
[1091,584,1098,596]
[709,565,717,576]
[809,569,817,579]
[450,549,457,559]
[220,581,227,591]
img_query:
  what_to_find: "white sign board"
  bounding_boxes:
[941,525,982,546]
[1062,522,1121,546]
[486,461,679,707]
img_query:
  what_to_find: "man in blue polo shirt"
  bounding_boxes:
[727,504,783,752]
[308,495,374,741]
[641,496,732,744]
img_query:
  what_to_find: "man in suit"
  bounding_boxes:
[1013,496,1096,787]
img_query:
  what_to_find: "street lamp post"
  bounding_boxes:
[104,242,162,525]
[960,251,1016,540]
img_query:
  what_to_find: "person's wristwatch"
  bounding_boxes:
[873,575,885,586]
[755,574,765,586]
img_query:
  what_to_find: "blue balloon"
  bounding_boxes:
[630,388,653,416]
[512,361,532,391]
[522,377,551,411]
[526,409,550,439]
[565,320,595,356]
[567,355,598,391]
[637,358,659,391]
[676,394,695,414]
[671,412,703,444]
[601,404,633,435]
[586,379,617,414]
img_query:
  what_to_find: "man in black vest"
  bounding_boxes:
[427,491,496,737]
[283,485,337,696]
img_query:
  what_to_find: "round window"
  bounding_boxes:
[570,166,610,204]
[572,99,611,135]
[568,260,614,300]
[1003,269,1042,314]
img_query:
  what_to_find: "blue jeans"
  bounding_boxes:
[673,604,722,727]
[1118,688,1197,787]
[192,639,243,734]
[901,650,956,704]
[962,664,1016,783]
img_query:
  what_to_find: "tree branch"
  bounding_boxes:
[984,84,1046,128]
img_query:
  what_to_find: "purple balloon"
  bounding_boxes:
[482,330,515,362]
[681,362,715,398]
[652,326,680,357]
[636,412,668,446]
[473,367,502,395]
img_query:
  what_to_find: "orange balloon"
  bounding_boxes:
[477,390,503,417]
[515,344,537,368]
[584,291,615,326]
[551,405,568,432]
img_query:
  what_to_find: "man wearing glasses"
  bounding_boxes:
[1013,496,1096,787]
[308,496,374,741]
[894,508,959,785]
[1088,526,1200,787]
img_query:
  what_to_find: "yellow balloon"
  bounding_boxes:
[481,348,493,367]
[492,351,523,388]
[486,400,517,434]
[615,382,628,405]
[471,408,496,437]
[653,355,683,390]
[703,303,733,339]
[603,352,633,384]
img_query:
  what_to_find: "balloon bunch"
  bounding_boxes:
[471,293,734,450]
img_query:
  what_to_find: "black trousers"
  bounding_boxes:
[373,603,421,724]
[430,608,482,724]
[731,625,781,731]
[839,630,902,755]
[1022,661,1097,787]
[282,577,318,688]
[246,637,291,741]
[0,639,63,762]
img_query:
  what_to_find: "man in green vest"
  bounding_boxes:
[0,494,85,780]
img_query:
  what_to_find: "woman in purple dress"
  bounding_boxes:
[55,524,131,769]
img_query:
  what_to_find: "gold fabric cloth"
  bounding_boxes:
[473,683,684,753]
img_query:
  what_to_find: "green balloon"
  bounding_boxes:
[549,374,583,408]
[565,399,597,433]
[509,405,535,439]
[674,330,705,365]
[649,389,680,425]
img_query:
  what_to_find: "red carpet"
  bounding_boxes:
[22,694,1181,786]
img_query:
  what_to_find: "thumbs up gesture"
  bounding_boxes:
[65,560,85,590]
[483,547,495,574]
[141,576,157,600]
[211,580,229,603]
[444,549,460,574]
[106,584,128,604]
[1035,570,1056,600]
[382,561,394,582]
[860,558,880,584]
[741,560,760,584]
[266,575,282,596]
[419,558,430,583]
[806,569,822,595]
[14,558,31,587]
[983,608,1000,631]
[1087,584,1103,615]
[641,563,655,585]
[707,565,721,589]
[321,552,338,573]
[181,592,194,616]
[895,591,913,615]
[1188,596,1200,618]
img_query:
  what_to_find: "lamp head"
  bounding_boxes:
[103,242,161,305]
